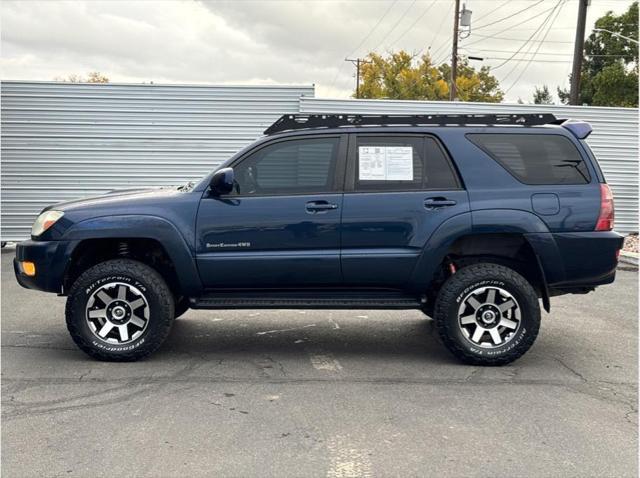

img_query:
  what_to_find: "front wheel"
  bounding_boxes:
[434,263,540,366]
[65,259,175,361]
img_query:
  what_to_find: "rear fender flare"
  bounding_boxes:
[408,212,473,293]
[410,209,565,299]
[473,209,565,285]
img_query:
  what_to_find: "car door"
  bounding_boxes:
[196,134,347,288]
[340,133,469,286]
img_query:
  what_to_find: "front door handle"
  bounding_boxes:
[305,201,339,214]
[424,197,457,210]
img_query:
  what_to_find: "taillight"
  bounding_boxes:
[595,183,614,231]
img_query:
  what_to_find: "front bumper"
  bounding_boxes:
[14,240,75,294]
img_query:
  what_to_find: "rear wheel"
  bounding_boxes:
[66,259,175,361]
[434,263,540,365]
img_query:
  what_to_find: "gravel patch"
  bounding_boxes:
[623,233,638,253]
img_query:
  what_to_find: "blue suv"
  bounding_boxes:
[14,114,623,364]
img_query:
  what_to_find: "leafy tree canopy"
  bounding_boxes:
[533,85,554,104]
[559,1,638,107]
[357,50,504,102]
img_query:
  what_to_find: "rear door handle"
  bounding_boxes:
[305,200,339,214]
[424,197,457,210]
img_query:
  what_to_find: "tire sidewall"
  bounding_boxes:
[443,274,538,360]
[68,263,172,358]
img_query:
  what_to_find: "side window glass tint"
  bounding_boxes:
[467,134,591,185]
[355,136,459,192]
[424,137,460,190]
[356,137,423,192]
[233,137,339,195]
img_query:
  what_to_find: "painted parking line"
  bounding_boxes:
[308,351,343,372]
[326,434,373,478]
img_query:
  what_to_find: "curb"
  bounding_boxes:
[619,250,638,268]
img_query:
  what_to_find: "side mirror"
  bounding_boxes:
[209,167,234,195]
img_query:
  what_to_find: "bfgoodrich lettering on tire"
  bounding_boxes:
[434,263,540,366]
[65,259,175,361]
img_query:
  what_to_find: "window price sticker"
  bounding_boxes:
[359,146,413,180]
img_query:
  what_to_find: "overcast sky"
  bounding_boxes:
[0,0,634,103]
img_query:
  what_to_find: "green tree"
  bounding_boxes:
[358,50,503,102]
[558,2,638,106]
[533,85,553,104]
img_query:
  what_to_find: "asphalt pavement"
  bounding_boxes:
[1,248,638,477]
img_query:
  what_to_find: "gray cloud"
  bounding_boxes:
[0,0,634,101]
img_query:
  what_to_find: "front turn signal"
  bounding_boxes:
[21,261,36,276]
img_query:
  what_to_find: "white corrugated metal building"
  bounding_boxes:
[1,81,638,239]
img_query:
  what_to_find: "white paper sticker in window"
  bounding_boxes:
[359,146,413,181]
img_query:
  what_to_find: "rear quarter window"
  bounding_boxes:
[467,133,591,185]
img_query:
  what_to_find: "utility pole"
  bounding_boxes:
[345,58,370,99]
[569,0,589,105]
[450,0,461,101]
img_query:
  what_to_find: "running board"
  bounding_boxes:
[190,290,422,310]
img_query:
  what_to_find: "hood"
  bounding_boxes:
[46,186,183,213]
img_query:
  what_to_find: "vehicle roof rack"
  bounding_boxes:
[264,113,559,135]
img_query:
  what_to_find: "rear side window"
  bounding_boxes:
[355,136,459,192]
[467,133,591,185]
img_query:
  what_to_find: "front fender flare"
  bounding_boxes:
[62,215,203,296]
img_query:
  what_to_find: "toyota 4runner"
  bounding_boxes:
[14,113,624,365]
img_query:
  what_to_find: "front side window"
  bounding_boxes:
[355,135,459,192]
[467,133,591,185]
[233,137,340,195]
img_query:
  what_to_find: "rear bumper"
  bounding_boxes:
[553,230,624,287]
[526,230,624,292]
[549,231,624,289]
[14,240,75,293]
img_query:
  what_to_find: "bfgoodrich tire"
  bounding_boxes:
[434,263,540,366]
[66,259,175,361]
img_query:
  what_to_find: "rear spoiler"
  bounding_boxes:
[554,118,593,139]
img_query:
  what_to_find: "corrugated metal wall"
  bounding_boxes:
[300,97,639,234]
[0,81,314,241]
[1,82,637,239]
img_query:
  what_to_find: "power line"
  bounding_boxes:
[483,57,571,63]
[466,33,573,44]
[488,2,562,71]
[345,0,398,59]
[429,2,460,65]
[463,48,633,58]
[388,0,438,49]
[371,0,418,52]
[421,0,454,59]
[504,0,567,94]
[463,48,572,56]
[473,0,546,31]
[462,4,560,48]
[498,1,563,83]
[472,0,512,24]
[329,0,398,93]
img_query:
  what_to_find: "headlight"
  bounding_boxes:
[31,210,64,237]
